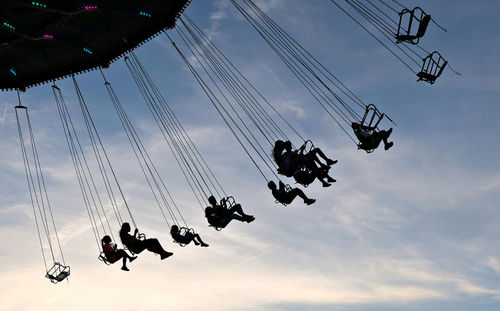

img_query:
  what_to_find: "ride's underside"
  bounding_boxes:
[0,0,191,91]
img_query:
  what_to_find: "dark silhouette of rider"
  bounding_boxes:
[101,235,137,271]
[351,123,393,151]
[268,180,316,205]
[170,225,209,247]
[272,140,336,187]
[119,222,173,260]
[205,196,254,229]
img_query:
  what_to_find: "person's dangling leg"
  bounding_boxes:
[318,169,336,184]
[288,188,316,205]
[115,249,136,271]
[194,233,209,247]
[184,232,198,245]
[229,204,254,222]
[145,238,173,260]
[381,128,393,150]
[309,148,337,166]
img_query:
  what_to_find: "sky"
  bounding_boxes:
[1,0,500,310]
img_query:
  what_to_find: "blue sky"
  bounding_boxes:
[1,0,499,310]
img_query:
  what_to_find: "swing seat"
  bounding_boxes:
[275,199,288,206]
[173,227,195,246]
[278,140,316,179]
[357,144,375,154]
[209,225,223,231]
[45,262,70,284]
[293,167,316,187]
[275,184,293,206]
[396,7,431,45]
[223,196,237,208]
[354,104,393,152]
[417,51,447,84]
[360,104,384,131]
[208,196,238,230]
[98,252,112,265]
[298,140,314,155]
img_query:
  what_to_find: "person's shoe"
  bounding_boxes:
[245,215,255,223]
[200,243,209,247]
[193,240,200,246]
[326,159,338,166]
[327,177,336,183]
[384,141,394,150]
[161,251,173,260]
[129,256,137,263]
[305,198,316,205]
[121,266,130,271]
[322,182,331,187]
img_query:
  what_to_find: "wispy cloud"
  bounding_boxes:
[0,104,8,129]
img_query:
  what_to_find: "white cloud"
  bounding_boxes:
[488,257,500,274]
[0,103,7,128]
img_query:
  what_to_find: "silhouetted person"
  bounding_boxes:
[205,195,255,229]
[170,225,209,247]
[101,235,137,271]
[268,180,316,205]
[119,222,173,260]
[272,140,336,187]
[351,122,393,151]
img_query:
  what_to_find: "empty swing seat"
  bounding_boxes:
[45,262,70,284]
[417,51,447,84]
[396,7,431,45]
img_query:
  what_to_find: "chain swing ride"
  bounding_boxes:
[1,0,455,282]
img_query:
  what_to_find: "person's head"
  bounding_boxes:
[274,140,285,149]
[208,195,217,206]
[351,122,360,130]
[284,140,292,152]
[102,235,112,245]
[272,140,285,163]
[267,181,277,190]
[120,222,131,234]
[170,225,179,235]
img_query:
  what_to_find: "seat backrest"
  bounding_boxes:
[416,14,431,38]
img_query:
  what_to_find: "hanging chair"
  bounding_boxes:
[354,105,392,153]
[208,196,238,231]
[294,141,320,187]
[98,241,117,265]
[172,227,196,247]
[98,252,112,265]
[396,7,431,45]
[276,140,314,180]
[275,183,294,206]
[293,167,317,187]
[360,104,385,132]
[45,262,70,284]
[417,51,447,84]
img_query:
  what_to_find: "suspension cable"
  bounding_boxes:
[166,31,279,183]
[52,83,114,250]
[15,92,67,270]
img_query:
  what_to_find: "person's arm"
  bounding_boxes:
[134,228,138,239]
